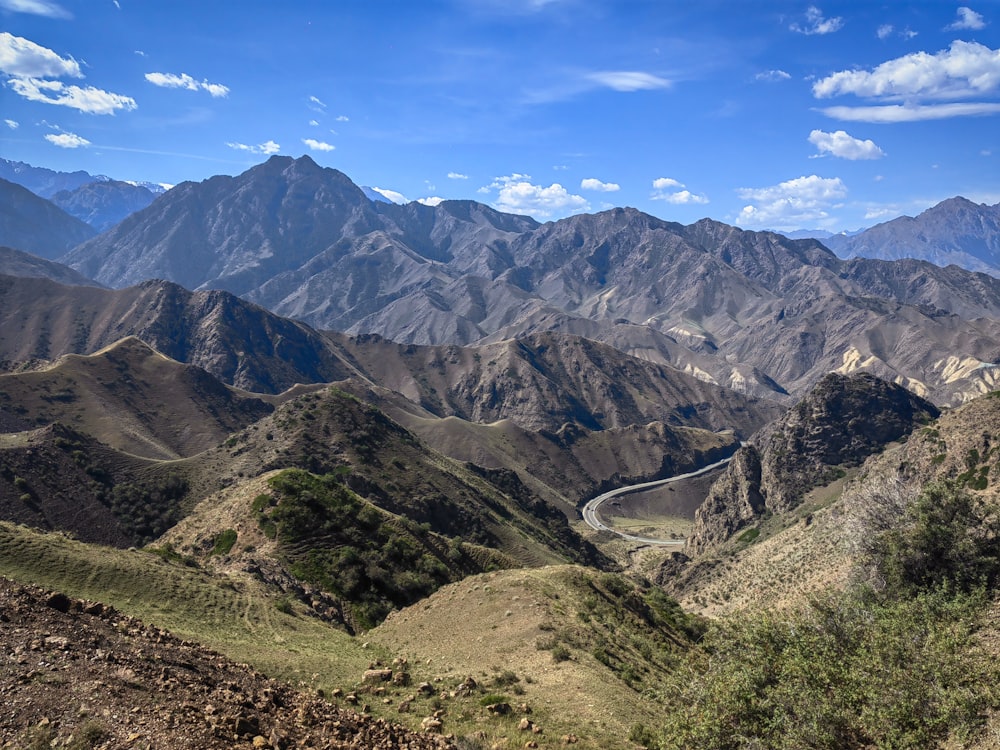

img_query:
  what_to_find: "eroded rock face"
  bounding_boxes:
[687,373,940,553]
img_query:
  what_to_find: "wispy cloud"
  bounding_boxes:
[145,71,229,98]
[755,69,791,82]
[8,77,136,114]
[335,114,349,122]
[226,140,280,155]
[0,32,81,77]
[820,102,1000,122]
[946,7,986,31]
[808,129,884,159]
[4,118,17,128]
[447,171,469,180]
[44,131,89,148]
[302,138,335,152]
[0,0,71,19]
[790,6,843,35]
[586,71,671,92]
[736,175,847,230]
[651,177,707,204]
[482,174,589,219]
[877,24,894,40]
[580,177,620,192]
[308,95,326,112]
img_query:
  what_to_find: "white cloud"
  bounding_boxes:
[0,0,71,19]
[808,129,885,159]
[302,138,335,152]
[820,102,1000,122]
[4,118,17,128]
[947,7,986,31]
[877,24,893,40]
[0,32,81,77]
[790,6,843,35]
[309,95,326,110]
[651,178,708,204]
[308,119,319,126]
[447,171,469,180]
[226,140,281,155]
[418,196,445,206]
[652,177,683,190]
[484,174,589,218]
[736,175,847,230]
[755,69,791,82]
[580,177,620,192]
[371,187,408,204]
[658,190,709,205]
[145,72,229,98]
[44,131,89,148]
[586,71,671,92]
[813,41,1000,101]
[8,77,136,114]
[335,114,349,122]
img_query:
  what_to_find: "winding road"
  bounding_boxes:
[580,454,735,546]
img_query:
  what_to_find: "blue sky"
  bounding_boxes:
[1,0,999,232]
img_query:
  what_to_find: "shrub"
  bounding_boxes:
[211,528,238,556]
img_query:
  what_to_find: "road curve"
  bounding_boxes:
[580,454,735,546]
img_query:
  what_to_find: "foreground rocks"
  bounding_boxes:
[0,577,454,749]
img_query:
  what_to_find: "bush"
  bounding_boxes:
[211,528,238,556]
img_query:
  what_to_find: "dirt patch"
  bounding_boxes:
[0,576,454,750]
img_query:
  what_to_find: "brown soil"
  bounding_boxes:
[0,577,454,750]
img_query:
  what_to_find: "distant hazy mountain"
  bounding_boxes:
[0,158,109,199]
[51,179,158,232]
[829,197,1000,276]
[0,178,97,258]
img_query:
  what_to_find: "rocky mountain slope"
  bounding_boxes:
[0,178,96,259]
[58,156,1000,404]
[0,246,99,287]
[827,196,1000,276]
[686,372,939,553]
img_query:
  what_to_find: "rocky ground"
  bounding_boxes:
[0,577,455,749]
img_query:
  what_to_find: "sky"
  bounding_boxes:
[1,0,999,232]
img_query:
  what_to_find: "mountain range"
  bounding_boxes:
[2,155,1000,747]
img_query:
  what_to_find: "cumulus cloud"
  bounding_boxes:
[447,172,469,180]
[650,176,708,204]
[813,41,1000,101]
[8,77,136,114]
[586,71,671,91]
[790,6,843,35]
[302,138,335,152]
[483,174,589,219]
[226,140,280,155]
[418,196,445,206]
[4,119,17,128]
[44,131,89,148]
[580,177,620,192]
[0,32,81,77]
[371,187,408,204]
[736,175,847,230]
[145,72,229,97]
[755,69,791,82]
[0,0,71,19]
[947,7,986,31]
[808,129,885,159]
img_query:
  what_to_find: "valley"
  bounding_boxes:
[1,156,999,749]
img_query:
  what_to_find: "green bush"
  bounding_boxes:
[211,528,238,556]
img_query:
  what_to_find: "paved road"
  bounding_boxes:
[580,454,735,546]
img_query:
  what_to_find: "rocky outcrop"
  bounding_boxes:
[687,373,939,553]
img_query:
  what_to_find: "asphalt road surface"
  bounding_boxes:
[580,455,735,546]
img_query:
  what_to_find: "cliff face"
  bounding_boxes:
[687,373,940,553]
